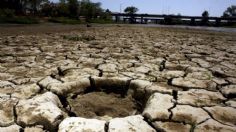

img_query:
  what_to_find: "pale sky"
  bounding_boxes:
[50,0,236,17]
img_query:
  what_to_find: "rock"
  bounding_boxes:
[134,66,150,74]
[61,68,100,82]
[143,93,173,121]
[225,100,236,108]
[0,124,22,132]
[171,77,216,90]
[227,77,236,84]
[47,78,90,97]
[161,70,185,79]
[153,121,191,132]
[204,106,236,126]
[195,119,236,132]
[172,105,210,124]
[0,73,14,80]
[178,89,226,107]
[16,92,64,131]
[129,79,152,100]
[98,63,117,73]
[38,76,61,88]
[186,66,209,73]
[12,83,41,99]
[145,84,173,96]
[58,117,106,132]
[0,81,15,88]
[24,125,45,132]
[192,58,212,68]
[0,95,18,127]
[10,78,31,85]
[129,79,152,90]
[186,72,213,80]
[220,85,236,98]
[108,115,155,132]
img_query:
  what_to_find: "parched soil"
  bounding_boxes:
[68,92,137,118]
[0,24,236,132]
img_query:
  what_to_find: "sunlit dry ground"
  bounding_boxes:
[0,24,236,131]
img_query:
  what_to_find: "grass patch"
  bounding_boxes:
[48,17,82,24]
[0,16,40,24]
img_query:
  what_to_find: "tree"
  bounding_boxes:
[124,6,138,14]
[202,10,209,17]
[223,5,236,17]
[79,0,103,21]
[68,0,79,18]
[201,10,209,25]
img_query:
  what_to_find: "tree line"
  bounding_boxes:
[0,0,112,22]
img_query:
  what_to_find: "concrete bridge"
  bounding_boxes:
[111,13,236,26]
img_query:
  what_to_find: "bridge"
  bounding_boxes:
[111,13,236,26]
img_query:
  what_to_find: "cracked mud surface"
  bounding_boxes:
[0,24,236,131]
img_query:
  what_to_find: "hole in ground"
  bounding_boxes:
[68,91,141,119]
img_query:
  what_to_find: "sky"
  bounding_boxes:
[51,0,236,17]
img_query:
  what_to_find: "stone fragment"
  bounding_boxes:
[204,106,236,126]
[10,78,31,85]
[161,70,185,79]
[227,77,236,84]
[192,58,212,68]
[195,119,236,132]
[16,92,64,131]
[24,126,45,132]
[47,78,90,97]
[0,81,15,88]
[172,105,210,124]
[186,72,213,80]
[178,89,226,107]
[98,63,117,72]
[60,68,100,82]
[38,76,61,88]
[213,77,228,85]
[145,84,173,95]
[0,124,22,132]
[129,79,152,100]
[171,77,216,90]
[221,85,236,98]
[58,117,106,132]
[12,83,41,99]
[0,97,18,126]
[143,93,173,121]
[108,115,155,132]
[226,100,236,108]
[153,121,191,132]
[134,66,150,74]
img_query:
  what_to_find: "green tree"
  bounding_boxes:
[201,10,209,25]
[79,0,103,21]
[68,0,79,18]
[124,6,138,14]
[202,10,209,17]
[223,5,236,17]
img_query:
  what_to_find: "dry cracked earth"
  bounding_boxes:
[0,25,236,132]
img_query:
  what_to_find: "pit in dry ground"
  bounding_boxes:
[68,91,140,119]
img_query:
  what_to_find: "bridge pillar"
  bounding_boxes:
[190,18,196,26]
[215,18,221,27]
[115,15,118,23]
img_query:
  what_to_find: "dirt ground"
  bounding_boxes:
[68,92,137,118]
[0,23,236,131]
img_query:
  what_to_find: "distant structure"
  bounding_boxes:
[111,13,236,26]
